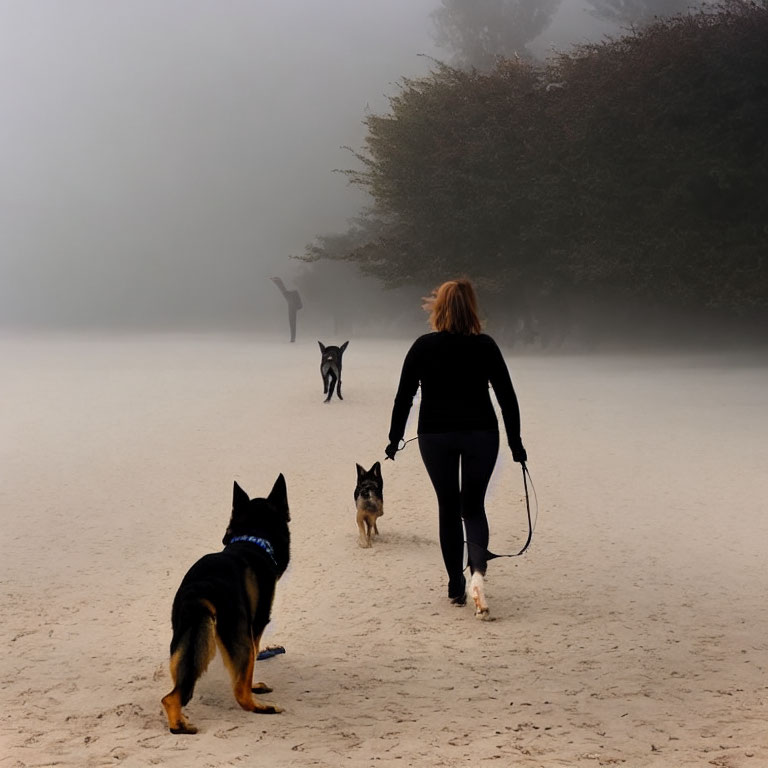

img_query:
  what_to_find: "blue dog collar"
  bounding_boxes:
[228,535,276,566]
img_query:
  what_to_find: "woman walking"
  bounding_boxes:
[385,279,527,618]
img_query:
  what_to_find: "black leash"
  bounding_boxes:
[467,462,537,562]
[386,439,537,561]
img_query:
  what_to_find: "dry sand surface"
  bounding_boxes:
[2,332,767,768]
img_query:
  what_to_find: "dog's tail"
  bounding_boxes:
[168,599,217,706]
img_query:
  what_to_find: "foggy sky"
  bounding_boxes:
[0,1,615,330]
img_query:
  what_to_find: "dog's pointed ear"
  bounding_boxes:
[232,480,251,515]
[356,463,365,480]
[233,481,250,511]
[268,473,288,513]
[340,340,349,354]
[371,461,381,479]
[318,341,325,353]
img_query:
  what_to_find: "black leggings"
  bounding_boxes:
[418,430,499,591]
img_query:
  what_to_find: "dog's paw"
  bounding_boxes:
[169,724,198,735]
[252,682,273,694]
[358,539,372,549]
[474,608,494,621]
[253,702,283,714]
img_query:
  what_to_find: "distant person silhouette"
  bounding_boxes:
[271,277,303,343]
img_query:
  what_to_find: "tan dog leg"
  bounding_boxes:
[161,633,215,734]
[161,687,197,734]
[221,641,282,714]
[357,512,371,548]
[250,632,273,694]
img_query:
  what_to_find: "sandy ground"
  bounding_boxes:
[1,331,767,768]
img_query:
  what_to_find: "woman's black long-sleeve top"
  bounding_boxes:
[387,332,523,449]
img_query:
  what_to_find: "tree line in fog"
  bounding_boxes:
[300,1,768,344]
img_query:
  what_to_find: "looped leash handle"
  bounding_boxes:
[467,461,536,562]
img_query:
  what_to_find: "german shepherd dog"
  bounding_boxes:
[354,461,384,548]
[161,475,290,734]
[318,340,348,403]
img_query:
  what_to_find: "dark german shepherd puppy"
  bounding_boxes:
[354,461,384,548]
[318,340,348,403]
[161,475,290,734]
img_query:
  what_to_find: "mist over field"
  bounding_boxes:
[0,0,434,330]
[0,1,638,336]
